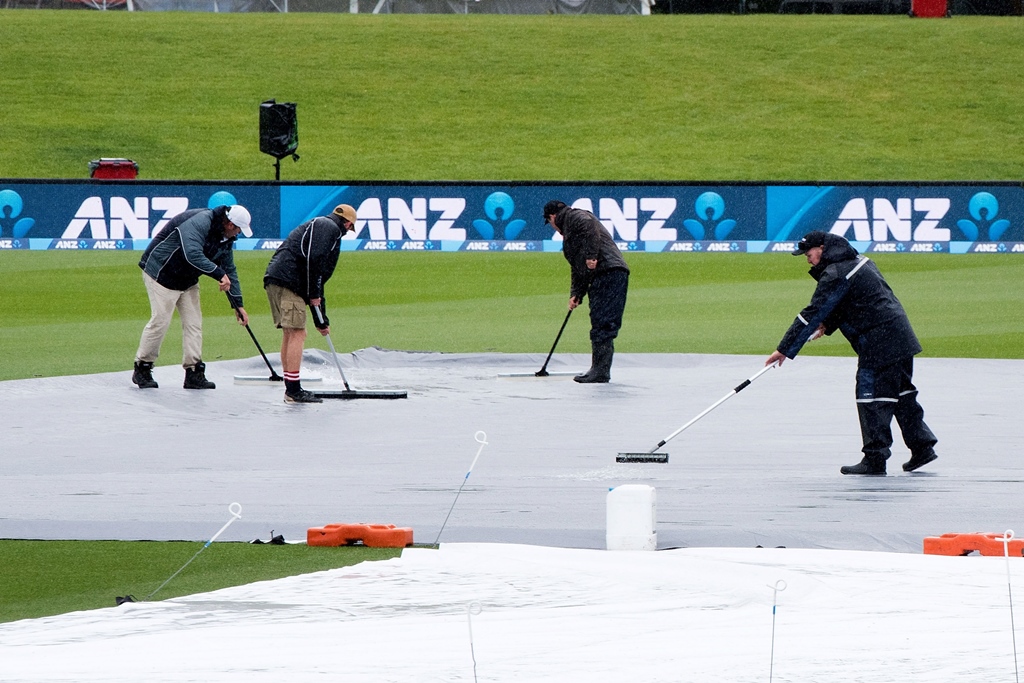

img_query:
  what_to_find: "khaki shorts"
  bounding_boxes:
[266,284,307,330]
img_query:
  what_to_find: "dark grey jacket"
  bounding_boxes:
[556,206,629,300]
[138,206,243,307]
[777,233,921,368]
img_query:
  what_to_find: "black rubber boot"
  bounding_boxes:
[902,450,938,472]
[574,341,613,384]
[840,455,887,475]
[132,361,158,389]
[183,361,216,390]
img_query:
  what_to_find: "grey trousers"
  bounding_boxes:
[135,272,203,369]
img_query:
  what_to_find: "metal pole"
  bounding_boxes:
[1001,530,1020,683]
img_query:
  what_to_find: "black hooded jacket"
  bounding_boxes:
[777,233,921,368]
[556,206,629,301]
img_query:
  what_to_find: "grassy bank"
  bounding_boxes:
[0,13,1022,181]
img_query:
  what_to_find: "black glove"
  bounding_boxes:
[311,302,329,330]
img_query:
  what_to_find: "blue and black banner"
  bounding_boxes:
[2,180,1022,254]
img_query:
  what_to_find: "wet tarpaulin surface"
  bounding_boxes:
[1,349,1021,552]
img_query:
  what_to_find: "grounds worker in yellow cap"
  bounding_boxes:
[264,204,357,404]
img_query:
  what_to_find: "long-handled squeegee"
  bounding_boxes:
[499,277,593,379]
[310,305,407,400]
[225,293,293,385]
[617,362,779,464]
[498,308,576,378]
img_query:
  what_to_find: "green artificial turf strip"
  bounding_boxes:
[0,540,401,624]
[0,13,1022,181]
[1,251,1022,381]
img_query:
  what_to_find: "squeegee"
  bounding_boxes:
[617,362,779,464]
[310,305,408,400]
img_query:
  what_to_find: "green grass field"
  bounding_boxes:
[1,13,1023,181]
[2,250,1023,381]
[0,540,400,623]
[2,10,1023,624]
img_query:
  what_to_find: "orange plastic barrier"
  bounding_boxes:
[307,523,414,548]
[923,533,1024,557]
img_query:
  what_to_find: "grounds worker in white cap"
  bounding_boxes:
[132,204,253,391]
[263,204,357,404]
[766,230,938,476]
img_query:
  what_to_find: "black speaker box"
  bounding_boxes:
[259,100,298,159]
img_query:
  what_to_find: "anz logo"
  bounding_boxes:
[473,192,527,240]
[61,192,240,240]
[568,197,677,241]
[957,192,1012,241]
[350,195,684,242]
[62,196,190,239]
[351,198,466,241]
[0,190,36,238]
[829,198,950,242]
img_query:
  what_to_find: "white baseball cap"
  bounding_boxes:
[226,205,253,237]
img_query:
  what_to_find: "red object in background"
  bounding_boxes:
[307,523,414,548]
[924,532,1024,557]
[89,158,139,179]
[910,0,947,16]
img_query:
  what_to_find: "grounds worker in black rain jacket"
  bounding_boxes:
[543,200,630,383]
[264,204,356,404]
[766,230,939,476]
[132,204,252,391]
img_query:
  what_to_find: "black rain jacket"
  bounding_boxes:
[777,233,921,369]
[263,214,343,305]
[556,206,629,301]
[138,206,243,307]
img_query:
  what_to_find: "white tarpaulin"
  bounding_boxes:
[1,542,1021,681]
[3,352,1023,680]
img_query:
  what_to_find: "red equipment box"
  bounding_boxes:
[910,0,947,17]
[89,158,139,179]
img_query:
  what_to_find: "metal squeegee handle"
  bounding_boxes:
[536,308,573,376]
[650,362,779,453]
[311,304,352,392]
[226,292,283,381]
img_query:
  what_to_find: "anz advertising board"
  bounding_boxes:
[0,182,1020,253]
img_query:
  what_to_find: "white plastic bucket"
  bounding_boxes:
[606,484,657,551]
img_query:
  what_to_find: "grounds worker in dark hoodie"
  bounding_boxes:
[766,230,939,475]
[132,205,252,391]
[264,204,356,404]
[543,200,630,383]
